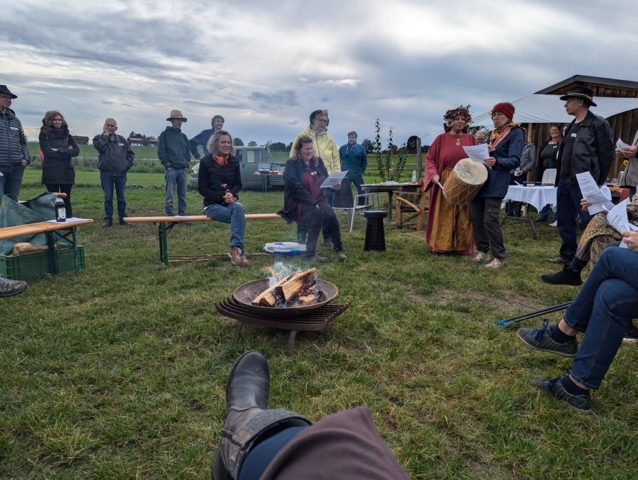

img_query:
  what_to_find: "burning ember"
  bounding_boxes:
[252,266,327,308]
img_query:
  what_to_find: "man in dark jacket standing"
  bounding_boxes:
[548,86,615,265]
[93,118,135,227]
[339,131,368,204]
[158,110,191,216]
[0,85,31,201]
[189,114,224,160]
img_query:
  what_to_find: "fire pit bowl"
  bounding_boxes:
[232,279,338,318]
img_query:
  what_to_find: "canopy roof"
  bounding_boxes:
[473,94,638,126]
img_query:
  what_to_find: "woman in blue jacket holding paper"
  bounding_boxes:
[278,135,346,262]
[471,102,524,269]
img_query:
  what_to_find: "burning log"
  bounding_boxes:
[252,275,291,307]
[274,268,316,302]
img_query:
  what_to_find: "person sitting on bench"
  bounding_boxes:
[517,230,638,412]
[198,130,249,267]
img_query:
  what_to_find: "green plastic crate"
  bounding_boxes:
[0,246,85,280]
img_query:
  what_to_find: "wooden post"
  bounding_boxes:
[416,137,423,180]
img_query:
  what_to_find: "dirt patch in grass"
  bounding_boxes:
[409,288,548,315]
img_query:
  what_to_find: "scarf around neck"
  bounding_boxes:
[489,122,518,149]
[213,154,229,166]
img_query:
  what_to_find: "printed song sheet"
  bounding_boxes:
[462,144,490,163]
[320,170,348,188]
[575,172,615,215]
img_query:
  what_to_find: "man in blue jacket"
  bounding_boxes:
[0,85,30,201]
[339,131,367,205]
[189,115,224,160]
[158,110,191,216]
[93,118,135,227]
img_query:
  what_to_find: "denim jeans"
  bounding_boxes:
[297,188,335,243]
[347,172,366,205]
[100,173,128,221]
[0,164,25,201]
[165,168,187,216]
[557,177,591,261]
[537,204,557,222]
[205,202,246,249]
[564,247,638,389]
[299,203,342,256]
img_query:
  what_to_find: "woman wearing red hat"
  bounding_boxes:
[470,102,524,269]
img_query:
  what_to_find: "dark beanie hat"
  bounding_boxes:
[491,102,515,120]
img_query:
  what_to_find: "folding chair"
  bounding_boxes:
[333,178,376,232]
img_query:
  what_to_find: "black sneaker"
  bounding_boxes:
[541,267,582,286]
[533,375,591,412]
[623,322,638,343]
[517,319,579,358]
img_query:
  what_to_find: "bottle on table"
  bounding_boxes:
[55,196,66,222]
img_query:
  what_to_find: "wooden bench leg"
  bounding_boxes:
[158,222,169,265]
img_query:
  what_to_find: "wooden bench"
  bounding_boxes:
[125,214,282,265]
[0,219,94,276]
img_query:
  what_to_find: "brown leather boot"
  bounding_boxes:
[228,246,245,266]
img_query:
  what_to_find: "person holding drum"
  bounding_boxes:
[424,106,478,254]
[471,102,525,269]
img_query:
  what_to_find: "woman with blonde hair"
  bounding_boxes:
[39,110,80,217]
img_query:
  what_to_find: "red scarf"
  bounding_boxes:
[214,154,228,166]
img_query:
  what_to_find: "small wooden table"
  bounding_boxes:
[254,171,283,193]
[0,218,93,275]
[361,183,418,220]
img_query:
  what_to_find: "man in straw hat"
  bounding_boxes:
[544,86,615,270]
[158,110,191,217]
[0,85,31,201]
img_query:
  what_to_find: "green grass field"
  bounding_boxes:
[1,170,637,478]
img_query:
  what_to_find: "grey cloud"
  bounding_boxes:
[248,91,299,109]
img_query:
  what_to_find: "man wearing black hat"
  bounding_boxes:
[545,86,614,268]
[0,85,31,201]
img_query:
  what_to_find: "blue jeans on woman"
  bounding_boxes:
[165,168,187,216]
[205,202,246,250]
[563,247,638,389]
[537,204,557,222]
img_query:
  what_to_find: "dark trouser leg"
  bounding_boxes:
[100,173,115,221]
[318,203,342,251]
[238,427,308,480]
[348,173,366,205]
[114,175,128,220]
[300,204,324,256]
[557,177,586,262]
[483,197,506,260]
[322,189,335,241]
[470,197,489,254]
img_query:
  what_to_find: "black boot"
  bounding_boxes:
[541,266,582,286]
[212,352,312,480]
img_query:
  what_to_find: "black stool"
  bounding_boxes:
[363,210,387,251]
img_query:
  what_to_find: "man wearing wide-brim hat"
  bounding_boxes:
[158,109,191,216]
[0,85,31,201]
[543,85,615,271]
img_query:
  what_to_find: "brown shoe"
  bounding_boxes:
[229,246,247,266]
[239,253,251,267]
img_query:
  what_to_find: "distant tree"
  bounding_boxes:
[286,142,292,152]
[129,131,137,138]
[361,138,373,153]
[233,137,244,146]
[270,142,288,152]
[248,141,258,146]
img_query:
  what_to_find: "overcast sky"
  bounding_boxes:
[3,0,637,148]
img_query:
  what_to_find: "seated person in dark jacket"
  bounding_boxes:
[198,130,249,267]
[212,351,411,480]
[278,135,346,262]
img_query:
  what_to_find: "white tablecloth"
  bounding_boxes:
[503,185,557,212]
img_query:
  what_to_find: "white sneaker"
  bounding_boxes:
[472,252,489,262]
[485,258,504,269]
[549,221,557,227]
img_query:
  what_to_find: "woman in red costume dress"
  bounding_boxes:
[424,106,477,254]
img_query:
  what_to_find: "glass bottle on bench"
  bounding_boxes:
[55,195,66,222]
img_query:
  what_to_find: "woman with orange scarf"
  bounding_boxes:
[470,102,524,269]
[198,130,249,267]
[425,106,477,254]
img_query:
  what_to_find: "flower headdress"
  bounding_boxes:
[443,105,472,133]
